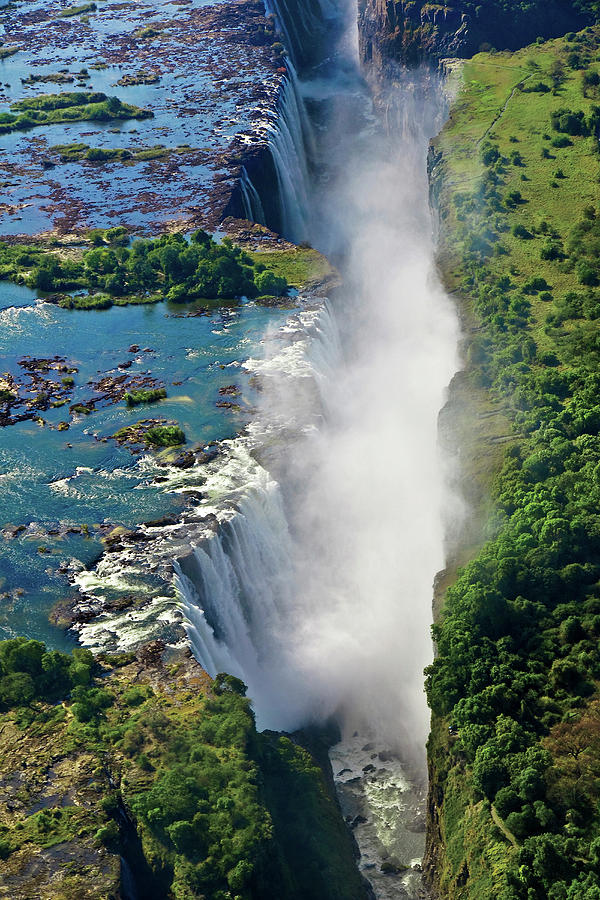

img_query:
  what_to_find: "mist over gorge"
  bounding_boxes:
[177,6,460,757]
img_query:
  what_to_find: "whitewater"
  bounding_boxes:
[176,7,459,745]
[168,3,461,893]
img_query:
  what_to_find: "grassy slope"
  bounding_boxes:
[438,36,599,343]
[427,26,600,899]
[248,247,338,291]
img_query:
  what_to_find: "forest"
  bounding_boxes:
[0,230,289,306]
[0,639,365,900]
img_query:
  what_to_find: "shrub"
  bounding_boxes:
[0,639,94,710]
[254,270,288,296]
[541,242,562,260]
[513,224,532,239]
[523,277,549,293]
[505,190,523,208]
[95,821,119,846]
[551,135,572,148]
[480,141,500,166]
[124,388,166,407]
[144,425,185,447]
[577,261,598,286]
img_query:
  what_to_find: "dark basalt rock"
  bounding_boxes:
[358,0,591,69]
[171,451,196,469]
[144,514,180,528]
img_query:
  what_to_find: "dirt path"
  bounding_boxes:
[491,804,518,847]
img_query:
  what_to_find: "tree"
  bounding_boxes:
[254,270,287,296]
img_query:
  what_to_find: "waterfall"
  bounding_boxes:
[265,67,313,241]
[175,472,306,731]
[175,0,459,768]
[265,0,336,69]
[240,166,266,225]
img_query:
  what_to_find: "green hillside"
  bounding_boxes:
[0,639,366,900]
[427,26,600,899]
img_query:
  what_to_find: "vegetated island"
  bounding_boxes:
[0,92,152,135]
[0,637,367,900]
[425,24,600,900]
[0,227,334,308]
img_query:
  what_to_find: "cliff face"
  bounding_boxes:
[358,0,470,69]
[358,0,590,68]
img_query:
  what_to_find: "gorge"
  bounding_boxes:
[2,0,599,895]
[0,0,461,890]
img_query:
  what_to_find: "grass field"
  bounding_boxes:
[435,27,600,355]
[248,247,338,290]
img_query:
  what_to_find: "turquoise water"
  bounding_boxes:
[0,0,286,648]
[0,288,283,648]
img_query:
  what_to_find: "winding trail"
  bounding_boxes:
[491,804,518,847]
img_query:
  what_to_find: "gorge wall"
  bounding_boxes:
[357,0,592,68]
[409,22,600,900]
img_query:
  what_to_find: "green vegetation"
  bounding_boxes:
[112,420,185,448]
[57,291,163,309]
[144,424,185,446]
[248,246,337,291]
[0,641,366,899]
[0,92,151,135]
[70,403,91,415]
[57,2,96,16]
[135,25,162,39]
[428,27,600,899]
[0,637,94,710]
[124,387,167,407]
[59,292,114,310]
[50,141,175,164]
[0,230,290,305]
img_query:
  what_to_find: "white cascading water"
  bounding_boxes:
[240,166,266,226]
[175,303,347,731]
[265,67,313,242]
[176,3,460,894]
[177,8,459,749]
[265,0,337,69]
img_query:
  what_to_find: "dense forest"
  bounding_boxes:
[426,25,600,899]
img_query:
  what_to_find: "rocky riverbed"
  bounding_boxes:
[0,0,287,236]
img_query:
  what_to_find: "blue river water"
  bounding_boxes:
[0,286,283,648]
[0,0,288,648]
